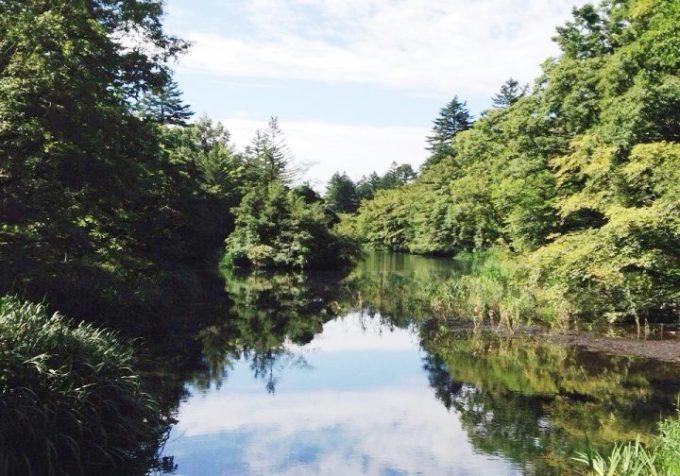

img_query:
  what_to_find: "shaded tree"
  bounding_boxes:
[136,79,193,125]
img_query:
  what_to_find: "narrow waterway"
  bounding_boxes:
[158,252,680,475]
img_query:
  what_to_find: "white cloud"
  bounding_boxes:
[169,387,522,475]
[288,312,420,353]
[177,0,586,97]
[223,117,429,187]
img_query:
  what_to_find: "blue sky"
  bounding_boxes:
[164,0,585,187]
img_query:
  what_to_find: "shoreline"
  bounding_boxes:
[439,319,680,363]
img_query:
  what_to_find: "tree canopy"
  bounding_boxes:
[345,0,680,322]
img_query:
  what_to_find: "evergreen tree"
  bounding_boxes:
[492,78,528,107]
[136,79,192,125]
[324,172,359,213]
[426,96,472,152]
[356,172,383,201]
[245,117,294,184]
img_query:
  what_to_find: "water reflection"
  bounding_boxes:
[156,252,680,475]
[163,313,523,475]
[420,326,680,474]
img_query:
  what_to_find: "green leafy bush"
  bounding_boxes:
[223,181,360,269]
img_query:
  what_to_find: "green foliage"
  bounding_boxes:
[349,0,680,323]
[0,296,168,475]
[0,0,237,329]
[324,162,417,214]
[491,78,528,108]
[324,172,359,213]
[243,117,296,185]
[425,96,472,160]
[135,79,193,125]
[223,181,360,270]
[574,408,680,476]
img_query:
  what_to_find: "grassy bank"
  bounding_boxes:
[0,296,168,475]
[427,246,679,327]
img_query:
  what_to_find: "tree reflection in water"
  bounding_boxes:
[148,252,680,474]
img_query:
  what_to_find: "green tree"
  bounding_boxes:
[423,96,472,168]
[324,172,359,213]
[492,78,528,107]
[426,96,472,152]
[223,181,359,270]
[348,0,680,322]
[136,79,193,125]
[0,0,184,276]
[245,116,295,184]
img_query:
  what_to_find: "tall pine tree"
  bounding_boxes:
[426,97,472,152]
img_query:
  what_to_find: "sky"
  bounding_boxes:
[164,0,586,188]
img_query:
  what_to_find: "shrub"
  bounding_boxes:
[0,296,168,475]
[223,181,360,270]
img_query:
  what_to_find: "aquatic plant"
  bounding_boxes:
[0,296,168,475]
[573,408,680,475]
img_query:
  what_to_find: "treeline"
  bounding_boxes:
[0,0,357,329]
[324,162,416,214]
[341,0,679,322]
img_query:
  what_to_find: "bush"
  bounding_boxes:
[223,181,360,270]
[0,297,168,475]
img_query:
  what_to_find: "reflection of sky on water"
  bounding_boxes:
[163,313,523,475]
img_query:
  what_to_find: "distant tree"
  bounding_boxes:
[352,163,416,202]
[324,172,359,213]
[193,115,231,153]
[492,78,528,107]
[356,172,383,201]
[245,117,294,184]
[136,79,193,125]
[426,96,472,152]
[382,162,416,188]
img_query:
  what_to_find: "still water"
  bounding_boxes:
[159,252,680,475]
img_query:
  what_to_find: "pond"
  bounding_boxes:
[156,252,680,475]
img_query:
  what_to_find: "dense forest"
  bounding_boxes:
[0,0,358,327]
[339,0,679,325]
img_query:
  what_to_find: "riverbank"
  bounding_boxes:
[431,319,680,363]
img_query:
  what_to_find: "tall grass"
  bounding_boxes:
[429,249,571,327]
[0,296,169,475]
[573,408,680,476]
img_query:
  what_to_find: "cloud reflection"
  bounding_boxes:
[164,314,522,475]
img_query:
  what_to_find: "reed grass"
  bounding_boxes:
[0,296,168,475]
[573,408,680,476]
